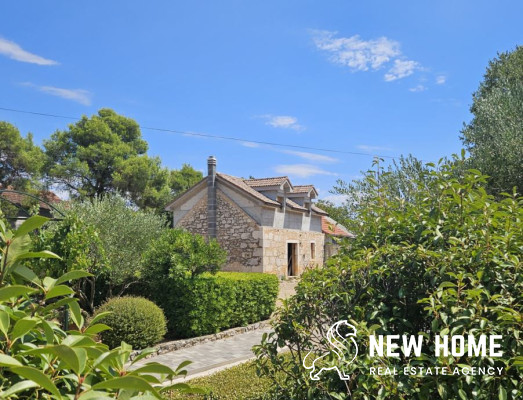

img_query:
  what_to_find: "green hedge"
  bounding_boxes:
[149,272,279,338]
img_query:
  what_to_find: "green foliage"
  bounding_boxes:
[255,155,522,399]
[315,199,352,230]
[0,121,44,190]
[168,357,290,400]
[461,46,523,195]
[37,195,166,306]
[94,296,167,350]
[44,108,147,197]
[0,215,200,398]
[33,213,107,313]
[329,154,434,231]
[170,164,204,196]
[43,108,204,210]
[145,271,279,338]
[142,229,227,279]
[112,154,172,210]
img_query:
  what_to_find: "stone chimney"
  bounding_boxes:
[207,156,217,240]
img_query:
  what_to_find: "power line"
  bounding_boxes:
[0,106,398,159]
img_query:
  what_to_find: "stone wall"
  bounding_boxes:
[174,186,325,277]
[262,227,324,277]
[176,189,263,272]
[216,190,263,272]
[176,195,208,236]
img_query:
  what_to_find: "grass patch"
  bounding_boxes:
[168,357,284,400]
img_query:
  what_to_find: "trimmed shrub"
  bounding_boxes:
[147,272,279,338]
[94,296,167,349]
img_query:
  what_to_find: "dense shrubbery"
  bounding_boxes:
[0,215,198,398]
[138,229,277,338]
[33,195,166,311]
[94,296,167,349]
[255,155,522,399]
[145,272,279,338]
[142,228,227,279]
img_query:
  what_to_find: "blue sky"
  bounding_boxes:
[1,1,521,202]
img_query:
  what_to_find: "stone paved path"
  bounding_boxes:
[276,278,298,307]
[133,327,272,379]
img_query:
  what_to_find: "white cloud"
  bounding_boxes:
[409,84,427,92]
[436,75,446,84]
[22,82,92,105]
[356,144,393,152]
[0,37,58,65]
[384,59,420,81]
[274,164,337,178]
[312,30,401,71]
[260,115,304,131]
[312,30,421,82]
[281,150,338,163]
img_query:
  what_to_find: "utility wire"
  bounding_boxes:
[0,106,398,159]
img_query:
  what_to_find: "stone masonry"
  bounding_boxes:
[177,195,208,237]
[166,157,336,276]
[262,227,324,276]
[177,190,263,272]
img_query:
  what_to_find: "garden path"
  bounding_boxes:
[133,279,296,382]
[132,326,273,381]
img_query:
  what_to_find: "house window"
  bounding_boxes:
[310,242,316,260]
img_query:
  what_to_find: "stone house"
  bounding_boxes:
[165,156,351,277]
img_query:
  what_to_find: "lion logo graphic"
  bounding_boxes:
[303,320,358,381]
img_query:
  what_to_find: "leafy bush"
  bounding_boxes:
[146,272,279,338]
[255,155,522,399]
[33,213,108,313]
[0,215,200,398]
[33,195,166,310]
[142,228,227,279]
[94,296,167,349]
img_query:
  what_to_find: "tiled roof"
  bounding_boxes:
[321,216,354,237]
[217,174,280,206]
[165,171,327,217]
[286,198,307,211]
[0,187,62,210]
[218,174,327,215]
[311,204,328,215]
[292,185,315,193]
[244,177,290,188]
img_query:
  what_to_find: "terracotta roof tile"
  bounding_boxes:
[217,174,280,206]
[286,198,307,211]
[166,172,326,216]
[0,187,62,210]
[244,177,290,188]
[311,204,328,215]
[292,185,315,193]
[321,216,354,237]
